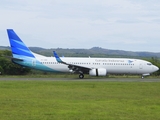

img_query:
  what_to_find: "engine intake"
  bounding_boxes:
[89,68,107,76]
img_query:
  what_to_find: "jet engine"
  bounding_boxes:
[89,68,107,76]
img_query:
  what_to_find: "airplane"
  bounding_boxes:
[7,29,159,79]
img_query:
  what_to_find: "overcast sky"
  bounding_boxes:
[0,0,160,52]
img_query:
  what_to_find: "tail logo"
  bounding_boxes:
[7,29,35,58]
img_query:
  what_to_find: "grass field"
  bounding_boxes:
[0,79,160,120]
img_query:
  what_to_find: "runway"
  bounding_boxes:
[0,77,160,82]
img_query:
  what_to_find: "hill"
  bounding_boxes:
[1,46,160,58]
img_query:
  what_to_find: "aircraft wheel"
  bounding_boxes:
[79,74,84,79]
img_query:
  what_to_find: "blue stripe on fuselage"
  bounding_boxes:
[12,56,61,72]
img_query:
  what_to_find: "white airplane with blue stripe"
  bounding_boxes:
[7,29,159,79]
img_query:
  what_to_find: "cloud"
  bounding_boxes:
[0,0,160,52]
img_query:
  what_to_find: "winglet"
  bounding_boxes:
[53,51,64,63]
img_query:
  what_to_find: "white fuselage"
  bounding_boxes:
[29,55,158,76]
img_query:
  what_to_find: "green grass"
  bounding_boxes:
[0,80,160,120]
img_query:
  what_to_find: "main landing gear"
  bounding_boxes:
[79,74,84,79]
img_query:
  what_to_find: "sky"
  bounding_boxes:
[0,0,160,52]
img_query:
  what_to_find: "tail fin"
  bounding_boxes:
[7,29,35,58]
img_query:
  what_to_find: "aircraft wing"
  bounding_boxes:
[53,51,91,74]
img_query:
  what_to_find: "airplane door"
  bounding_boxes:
[139,63,143,69]
[32,60,36,66]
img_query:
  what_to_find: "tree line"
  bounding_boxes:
[0,50,30,75]
[0,50,159,76]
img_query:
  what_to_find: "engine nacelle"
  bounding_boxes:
[89,68,107,76]
[69,69,73,72]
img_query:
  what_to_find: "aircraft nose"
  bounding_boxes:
[154,66,159,72]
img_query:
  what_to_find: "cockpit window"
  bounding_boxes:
[147,63,152,65]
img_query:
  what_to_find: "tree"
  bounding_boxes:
[0,50,31,75]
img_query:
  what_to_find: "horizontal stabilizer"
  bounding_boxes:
[11,57,23,61]
[2,55,23,61]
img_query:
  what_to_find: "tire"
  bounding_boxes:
[79,74,84,79]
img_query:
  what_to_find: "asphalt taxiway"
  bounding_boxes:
[0,77,160,82]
